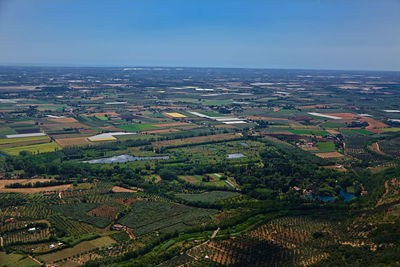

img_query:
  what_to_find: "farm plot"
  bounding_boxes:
[178,174,231,189]
[175,191,240,203]
[0,142,61,156]
[38,236,115,263]
[118,201,217,236]
[379,137,400,158]
[87,206,119,220]
[52,203,113,228]
[317,142,335,152]
[177,216,336,267]
[49,215,100,237]
[0,135,49,145]
[3,227,52,246]
[0,127,17,137]
[315,152,344,158]
[116,124,157,131]
[152,133,240,149]
[340,129,373,136]
[0,252,40,267]
[289,129,329,136]
[54,136,90,146]
[163,112,187,118]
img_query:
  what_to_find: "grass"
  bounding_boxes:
[289,129,329,136]
[341,129,373,136]
[0,127,17,137]
[38,236,115,263]
[96,115,109,120]
[317,141,335,152]
[320,122,346,128]
[110,231,130,242]
[116,124,157,131]
[380,127,400,132]
[0,252,40,267]
[0,142,61,156]
[179,174,231,188]
[175,191,240,203]
[0,135,49,145]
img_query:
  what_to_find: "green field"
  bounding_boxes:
[0,252,40,267]
[116,124,157,131]
[0,142,61,155]
[38,236,115,263]
[118,201,217,235]
[317,141,335,152]
[96,115,109,120]
[52,203,111,228]
[289,129,329,136]
[0,135,48,145]
[0,127,17,137]
[341,129,373,136]
[179,174,231,188]
[200,111,222,117]
[320,122,346,128]
[176,191,240,203]
[380,127,400,132]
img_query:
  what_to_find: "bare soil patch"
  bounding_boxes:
[55,136,89,146]
[315,152,344,158]
[111,186,136,193]
[0,181,72,193]
[87,206,119,219]
[47,117,78,123]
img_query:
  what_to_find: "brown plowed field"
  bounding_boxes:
[111,186,136,193]
[0,179,72,193]
[87,206,119,219]
[315,152,344,158]
[55,137,90,146]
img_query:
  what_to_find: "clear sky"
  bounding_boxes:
[0,0,399,71]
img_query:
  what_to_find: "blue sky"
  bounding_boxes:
[0,0,399,70]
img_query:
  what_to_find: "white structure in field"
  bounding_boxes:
[6,133,46,138]
[308,112,342,120]
[189,111,247,124]
[88,132,136,141]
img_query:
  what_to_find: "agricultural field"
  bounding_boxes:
[118,201,217,235]
[52,203,114,228]
[317,141,335,152]
[116,124,157,131]
[0,252,40,267]
[0,142,61,155]
[0,67,399,266]
[175,191,240,203]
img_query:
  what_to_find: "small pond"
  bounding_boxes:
[309,189,355,202]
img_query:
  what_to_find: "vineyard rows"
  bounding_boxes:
[3,228,52,246]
